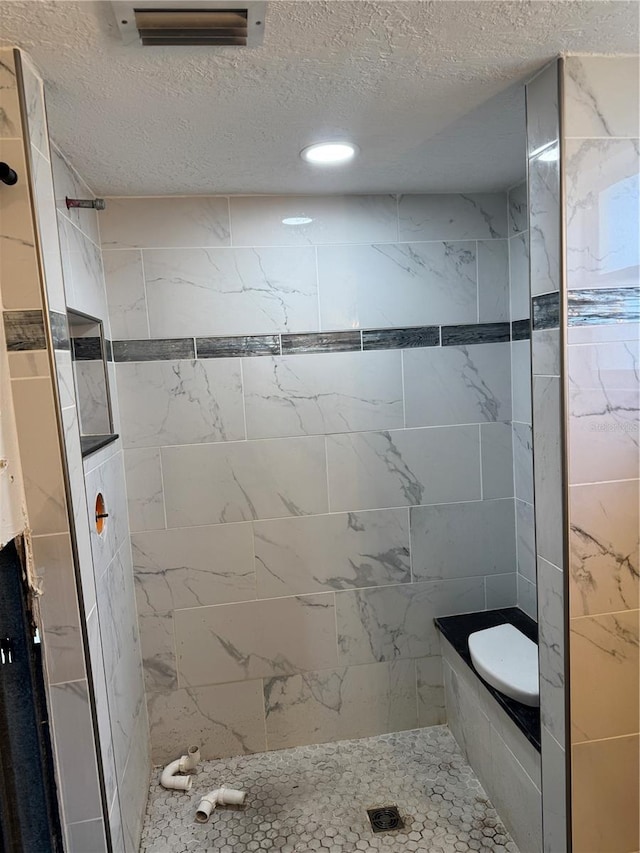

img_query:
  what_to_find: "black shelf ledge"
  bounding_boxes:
[435,607,541,752]
[80,433,119,458]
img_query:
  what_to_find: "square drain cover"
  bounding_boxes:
[367,806,404,833]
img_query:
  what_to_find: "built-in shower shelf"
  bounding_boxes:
[80,433,119,458]
[435,607,540,751]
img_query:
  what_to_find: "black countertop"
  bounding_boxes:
[435,607,541,752]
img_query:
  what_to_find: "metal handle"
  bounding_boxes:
[95,512,109,520]
[0,162,18,186]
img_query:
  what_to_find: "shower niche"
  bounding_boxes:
[68,308,118,456]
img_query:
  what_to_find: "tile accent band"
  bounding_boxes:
[567,286,640,327]
[72,337,103,361]
[113,322,517,362]
[532,292,560,331]
[511,319,531,341]
[3,309,46,351]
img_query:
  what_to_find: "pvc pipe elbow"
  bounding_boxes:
[195,788,247,823]
[179,745,200,773]
[160,759,193,791]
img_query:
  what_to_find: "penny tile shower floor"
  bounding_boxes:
[140,726,519,853]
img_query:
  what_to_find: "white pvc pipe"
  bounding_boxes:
[160,745,201,791]
[195,787,247,823]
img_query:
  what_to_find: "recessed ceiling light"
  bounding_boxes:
[282,216,313,225]
[300,142,357,165]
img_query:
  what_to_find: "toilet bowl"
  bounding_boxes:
[468,623,539,707]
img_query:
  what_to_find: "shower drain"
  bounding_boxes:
[366,806,404,833]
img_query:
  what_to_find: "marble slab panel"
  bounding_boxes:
[318,241,477,330]
[511,339,532,424]
[336,578,485,666]
[147,681,266,764]
[132,522,255,614]
[532,376,563,567]
[411,499,516,582]
[96,542,139,688]
[526,61,559,156]
[264,660,418,750]
[478,239,509,323]
[253,508,410,598]
[529,149,561,298]
[144,246,319,337]
[243,349,403,439]
[30,146,68,315]
[123,447,166,532]
[480,422,513,500]
[509,231,530,320]
[20,55,47,158]
[109,631,146,780]
[404,342,511,426]
[508,182,528,235]
[571,609,639,742]
[86,608,117,809]
[398,193,507,241]
[564,56,640,139]
[537,557,565,745]
[118,707,151,853]
[103,250,149,341]
[61,216,109,325]
[569,479,639,618]
[84,450,130,580]
[162,435,327,526]
[100,196,230,249]
[326,426,481,512]
[229,194,397,246]
[174,592,338,686]
[117,358,244,447]
[137,610,176,692]
[0,50,21,138]
[532,328,560,377]
[75,360,111,436]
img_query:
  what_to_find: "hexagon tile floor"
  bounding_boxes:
[139,726,519,853]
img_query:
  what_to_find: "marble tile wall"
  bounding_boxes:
[562,55,640,853]
[100,191,523,762]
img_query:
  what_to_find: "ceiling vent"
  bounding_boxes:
[112,1,266,47]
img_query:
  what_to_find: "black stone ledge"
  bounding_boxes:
[435,607,540,752]
[80,433,119,457]
[281,331,361,355]
[362,326,440,350]
[113,338,195,362]
[3,309,46,351]
[532,292,560,331]
[441,322,510,347]
[568,286,640,327]
[511,318,531,341]
[196,334,280,358]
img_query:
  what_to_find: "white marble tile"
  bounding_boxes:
[264,660,417,750]
[174,593,338,686]
[32,532,84,684]
[100,196,230,249]
[244,350,403,439]
[75,360,111,436]
[109,629,146,780]
[404,343,511,427]
[537,557,565,746]
[109,795,125,853]
[119,707,151,853]
[398,193,508,241]
[103,250,149,340]
[509,231,530,319]
[51,144,100,245]
[147,680,266,764]
[318,241,477,330]
[540,726,567,853]
[517,575,538,620]
[144,245,319,337]
[526,61,559,156]
[480,421,513,499]
[96,542,139,686]
[123,448,166,533]
[0,139,41,309]
[512,421,534,505]
[569,479,639,618]
[138,611,176,692]
[485,573,518,609]
[532,376,563,567]
[86,607,118,809]
[564,56,640,139]
[61,215,109,326]
[229,195,397,247]
[511,339,532,424]
[254,508,410,598]
[0,49,21,138]
[416,656,446,727]
[132,522,255,614]
[529,148,561,297]
[516,498,536,584]
[508,182,528,236]
[410,499,516,582]
[20,55,47,158]
[162,436,328,526]
[478,239,509,323]
[31,146,67,314]
[327,426,481,512]
[67,819,107,853]
[56,349,76,409]
[49,680,103,824]
[336,578,485,666]
[8,349,50,378]
[85,450,130,580]
[565,138,639,291]
[532,328,560,377]
[117,358,244,448]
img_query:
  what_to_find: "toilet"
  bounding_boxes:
[468,623,540,707]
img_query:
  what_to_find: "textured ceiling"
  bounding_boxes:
[0,0,637,195]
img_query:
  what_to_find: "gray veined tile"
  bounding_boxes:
[162,435,328,526]
[138,612,177,692]
[103,250,149,341]
[513,421,534,505]
[478,239,509,323]
[174,593,338,686]
[541,726,566,853]
[51,143,101,246]
[123,447,166,532]
[336,578,485,666]
[62,217,109,326]
[529,149,561,298]
[318,241,477,330]
[196,334,280,358]
[96,542,139,686]
[410,499,516,582]
[511,338,532,424]
[143,246,319,337]
[280,330,361,355]
[118,707,151,853]
[480,422,513,499]
[532,376,563,567]
[112,338,195,362]
[509,230,530,321]
[20,55,47,158]
[0,51,21,138]
[526,61,559,156]
[116,358,245,448]
[404,342,511,426]
[511,319,531,341]
[537,557,565,745]
[532,292,560,330]
[326,426,481,512]
[532,328,560,377]
[441,323,510,346]
[398,193,508,241]
[508,182,528,235]
[3,309,46,350]
[518,575,538,621]
[564,56,640,139]
[243,349,403,439]
[253,508,410,598]
[132,522,255,614]
[516,498,536,584]
[485,573,518,610]
[416,656,446,727]
[361,326,440,350]
[568,287,640,327]
[264,660,418,750]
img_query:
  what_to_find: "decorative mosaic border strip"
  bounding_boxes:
[4,309,46,351]
[532,292,560,331]
[72,337,103,361]
[568,286,639,327]
[511,319,531,341]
